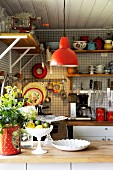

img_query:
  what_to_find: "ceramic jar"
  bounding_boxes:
[104,40,112,50]
[67,67,78,74]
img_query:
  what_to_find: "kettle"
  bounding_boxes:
[93,36,104,50]
[87,41,97,50]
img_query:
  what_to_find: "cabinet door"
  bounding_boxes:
[74,136,106,141]
[72,163,113,170]
[104,127,113,136]
[73,126,105,138]
[106,136,113,141]
[27,163,70,170]
[0,163,26,170]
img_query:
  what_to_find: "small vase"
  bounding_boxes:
[0,126,21,155]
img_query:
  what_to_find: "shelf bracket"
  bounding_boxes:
[0,35,27,59]
[0,38,21,59]
[11,47,35,68]
[21,54,37,70]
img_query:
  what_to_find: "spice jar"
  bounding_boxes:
[96,107,105,121]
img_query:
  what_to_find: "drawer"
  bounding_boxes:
[73,126,113,137]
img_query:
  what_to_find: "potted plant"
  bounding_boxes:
[0,86,37,155]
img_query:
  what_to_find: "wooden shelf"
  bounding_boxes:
[66,73,113,77]
[0,33,40,54]
[51,49,113,53]
[72,49,113,53]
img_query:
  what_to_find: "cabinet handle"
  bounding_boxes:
[107,138,110,141]
[105,128,108,130]
[102,138,105,140]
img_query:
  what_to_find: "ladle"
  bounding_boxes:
[60,79,67,100]
[45,81,51,103]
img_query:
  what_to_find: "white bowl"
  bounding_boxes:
[73,41,87,50]
[52,139,90,151]
[26,125,53,139]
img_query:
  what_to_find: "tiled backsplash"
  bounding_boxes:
[35,29,113,116]
[1,29,113,117]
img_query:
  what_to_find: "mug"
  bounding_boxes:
[87,41,97,50]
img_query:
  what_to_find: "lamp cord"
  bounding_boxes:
[63,0,66,37]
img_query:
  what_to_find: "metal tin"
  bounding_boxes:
[96,107,105,121]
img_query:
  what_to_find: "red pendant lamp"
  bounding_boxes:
[50,0,78,67]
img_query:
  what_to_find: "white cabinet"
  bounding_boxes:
[27,163,70,170]
[73,126,113,141]
[0,163,26,170]
[72,163,113,170]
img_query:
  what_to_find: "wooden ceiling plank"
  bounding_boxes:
[86,0,111,28]
[76,0,97,28]
[95,0,113,28]
[66,0,83,29]
[1,0,113,29]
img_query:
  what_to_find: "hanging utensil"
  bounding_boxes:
[60,79,67,100]
[45,88,51,103]
[1,73,8,97]
[88,79,93,106]
[45,80,51,103]
[107,78,111,108]
[52,82,62,93]
[95,82,99,102]
[47,79,53,90]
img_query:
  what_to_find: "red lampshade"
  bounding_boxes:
[50,37,78,67]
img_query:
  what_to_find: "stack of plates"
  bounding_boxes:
[52,139,90,151]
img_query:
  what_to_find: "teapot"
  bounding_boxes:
[93,36,104,50]
[87,41,97,50]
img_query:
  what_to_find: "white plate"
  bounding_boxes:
[22,82,46,105]
[52,139,90,151]
[37,115,68,123]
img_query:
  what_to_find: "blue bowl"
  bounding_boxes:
[45,42,59,50]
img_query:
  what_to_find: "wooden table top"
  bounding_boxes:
[66,120,113,126]
[0,141,113,163]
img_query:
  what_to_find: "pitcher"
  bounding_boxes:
[104,40,112,50]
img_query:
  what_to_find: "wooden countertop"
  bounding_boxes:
[0,141,113,163]
[66,120,113,126]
